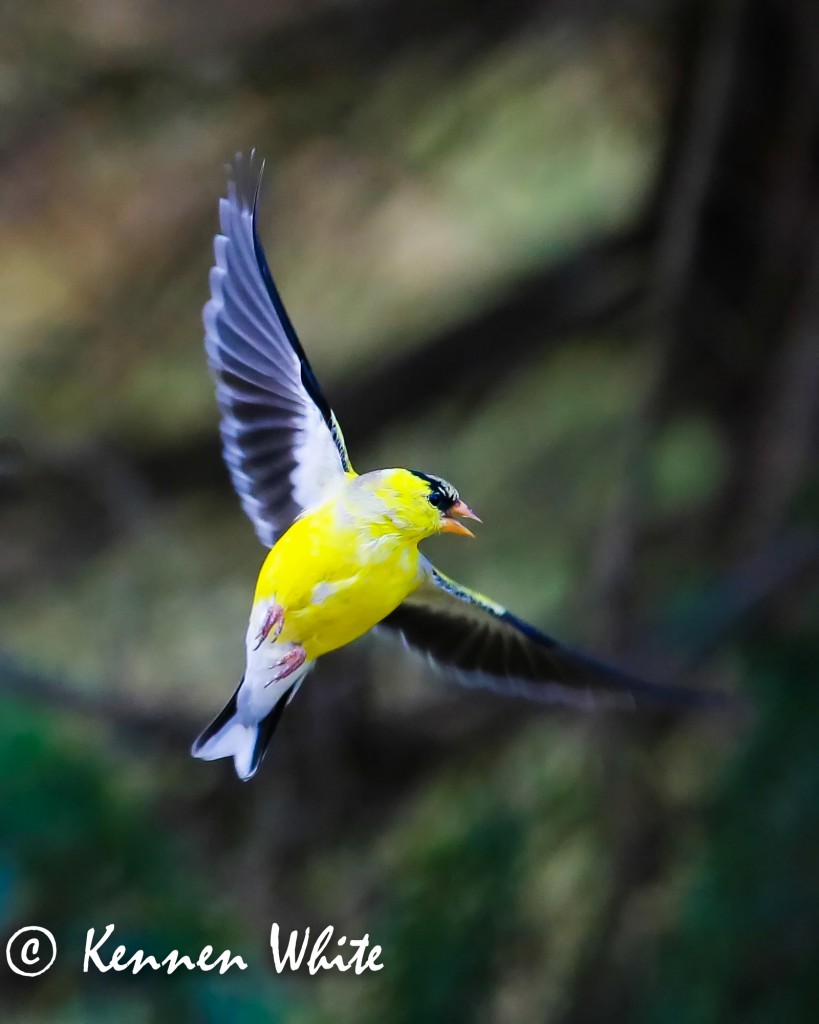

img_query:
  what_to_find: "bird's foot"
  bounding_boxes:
[265,645,306,686]
[253,602,285,650]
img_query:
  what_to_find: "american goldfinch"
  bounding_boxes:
[192,153,724,780]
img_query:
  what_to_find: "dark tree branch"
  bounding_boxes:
[0,653,193,744]
[733,236,819,548]
[584,0,746,653]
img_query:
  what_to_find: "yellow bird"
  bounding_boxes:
[192,154,724,780]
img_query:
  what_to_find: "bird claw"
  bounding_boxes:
[265,646,306,687]
[253,603,285,650]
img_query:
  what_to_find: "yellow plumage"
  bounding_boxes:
[253,469,434,661]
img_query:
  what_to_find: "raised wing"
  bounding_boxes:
[203,152,352,547]
[380,564,728,710]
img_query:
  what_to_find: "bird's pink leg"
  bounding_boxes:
[266,645,307,687]
[253,603,285,650]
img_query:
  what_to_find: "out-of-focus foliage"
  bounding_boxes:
[1,0,817,1021]
[370,798,525,1024]
[642,628,819,1024]
[0,699,294,1023]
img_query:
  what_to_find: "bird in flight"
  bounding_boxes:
[192,153,723,780]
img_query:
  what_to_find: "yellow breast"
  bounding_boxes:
[253,500,422,661]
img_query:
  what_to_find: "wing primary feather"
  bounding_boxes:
[203,151,353,546]
[249,186,330,421]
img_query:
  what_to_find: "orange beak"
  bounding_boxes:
[440,499,481,538]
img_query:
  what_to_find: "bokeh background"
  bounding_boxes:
[1,0,818,1021]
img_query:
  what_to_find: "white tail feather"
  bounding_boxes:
[193,719,258,780]
[192,659,313,780]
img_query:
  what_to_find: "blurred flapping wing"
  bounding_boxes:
[381,564,727,710]
[204,153,352,547]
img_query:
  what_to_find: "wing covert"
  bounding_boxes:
[203,152,351,547]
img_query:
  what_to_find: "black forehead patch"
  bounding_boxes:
[409,470,459,506]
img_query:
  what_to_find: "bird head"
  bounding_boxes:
[355,469,480,541]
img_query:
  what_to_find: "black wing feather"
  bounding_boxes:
[381,566,730,711]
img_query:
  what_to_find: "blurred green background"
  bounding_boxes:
[1,0,818,1021]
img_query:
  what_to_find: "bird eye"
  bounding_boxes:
[428,490,445,508]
